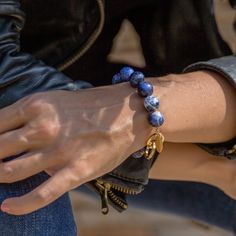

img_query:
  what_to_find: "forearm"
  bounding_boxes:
[148,70,236,143]
[96,70,236,154]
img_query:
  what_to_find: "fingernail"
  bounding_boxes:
[1,203,10,212]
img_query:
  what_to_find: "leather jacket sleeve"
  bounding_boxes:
[0,0,92,109]
[184,55,236,160]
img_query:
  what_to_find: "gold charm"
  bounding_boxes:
[145,138,157,160]
[156,132,165,153]
[144,130,165,160]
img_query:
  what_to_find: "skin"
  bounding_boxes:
[149,142,236,200]
[0,70,235,215]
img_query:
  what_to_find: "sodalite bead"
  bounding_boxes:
[129,71,144,87]
[148,111,164,127]
[137,81,153,97]
[120,67,134,81]
[144,95,159,112]
[112,73,122,84]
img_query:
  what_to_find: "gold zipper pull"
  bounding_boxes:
[101,184,110,214]
[96,180,111,215]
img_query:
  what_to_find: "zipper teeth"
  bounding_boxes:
[96,179,140,195]
[108,190,128,209]
[57,0,105,72]
[110,183,140,195]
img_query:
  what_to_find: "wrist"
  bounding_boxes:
[91,83,153,155]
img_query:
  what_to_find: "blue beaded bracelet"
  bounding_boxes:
[112,67,165,160]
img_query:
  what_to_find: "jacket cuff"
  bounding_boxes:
[183,55,236,159]
[184,55,236,89]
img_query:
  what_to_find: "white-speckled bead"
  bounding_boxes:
[144,95,160,112]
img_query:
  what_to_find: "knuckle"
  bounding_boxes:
[36,189,54,204]
[37,122,59,139]
[28,101,46,114]
[1,164,15,183]
[36,191,48,203]
[18,131,30,146]
[74,161,93,179]
[22,95,49,116]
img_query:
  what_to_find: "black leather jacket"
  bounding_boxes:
[0,0,235,213]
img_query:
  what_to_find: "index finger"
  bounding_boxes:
[1,168,73,215]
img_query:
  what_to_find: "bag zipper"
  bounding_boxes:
[95,179,141,214]
[57,0,105,72]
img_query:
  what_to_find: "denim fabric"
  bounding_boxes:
[128,180,236,233]
[0,172,77,236]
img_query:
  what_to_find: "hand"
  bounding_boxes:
[0,84,150,215]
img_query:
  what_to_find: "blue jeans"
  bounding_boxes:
[0,173,77,236]
[0,176,235,235]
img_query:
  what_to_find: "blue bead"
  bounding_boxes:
[144,95,160,112]
[137,81,153,97]
[148,111,164,127]
[120,67,134,81]
[112,73,122,84]
[129,71,144,87]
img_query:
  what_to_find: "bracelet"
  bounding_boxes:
[112,67,165,160]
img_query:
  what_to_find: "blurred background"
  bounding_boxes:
[70,190,232,236]
[70,9,235,235]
